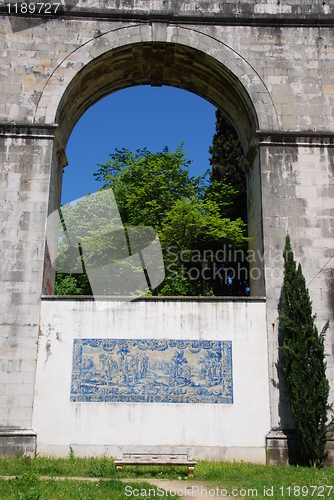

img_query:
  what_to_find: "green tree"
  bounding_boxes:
[55,144,249,296]
[208,109,246,221]
[279,234,332,467]
[54,273,91,295]
[208,110,249,294]
[93,145,202,229]
[55,189,145,296]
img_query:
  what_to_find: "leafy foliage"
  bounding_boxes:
[279,235,333,467]
[55,143,249,296]
[208,110,249,294]
[208,109,246,222]
[94,145,201,229]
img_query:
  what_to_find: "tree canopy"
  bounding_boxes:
[208,109,247,222]
[207,110,249,295]
[55,142,249,296]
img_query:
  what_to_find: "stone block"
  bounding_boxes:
[0,429,36,458]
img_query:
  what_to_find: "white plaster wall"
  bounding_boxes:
[33,298,270,462]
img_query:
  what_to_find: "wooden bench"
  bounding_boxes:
[114,446,197,477]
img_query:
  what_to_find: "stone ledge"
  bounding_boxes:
[266,430,334,466]
[0,428,36,458]
[41,295,267,302]
[0,122,58,137]
[0,123,67,168]
[257,131,334,147]
[1,4,334,27]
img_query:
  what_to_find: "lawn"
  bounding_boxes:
[0,473,157,500]
[0,456,334,498]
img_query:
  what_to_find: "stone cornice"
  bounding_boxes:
[0,122,68,168]
[256,131,334,147]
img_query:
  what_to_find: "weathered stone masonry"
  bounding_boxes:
[0,0,333,462]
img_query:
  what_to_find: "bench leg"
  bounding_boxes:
[188,466,194,478]
[116,465,123,472]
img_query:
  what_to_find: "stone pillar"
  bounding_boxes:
[259,133,334,464]
[246,150,265,297]
[0,124,65,455]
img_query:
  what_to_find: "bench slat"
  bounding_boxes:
[119,446,191,455]
[115,446,196,477]
[115,460,196,465]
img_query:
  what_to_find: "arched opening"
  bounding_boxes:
[56,42,258,152]
[44,42,264,298]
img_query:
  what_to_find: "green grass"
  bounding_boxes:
[0,456,334,498]
[194,461,334,498]
[0,455,117,479]
[0,455,189,480]
[0,473,172,500]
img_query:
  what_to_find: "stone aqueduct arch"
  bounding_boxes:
[35,25,279,143]
[0,1,334,462]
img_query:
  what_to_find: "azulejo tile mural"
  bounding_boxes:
[70,339,233,404]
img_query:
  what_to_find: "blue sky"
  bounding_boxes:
[62,86,217,204]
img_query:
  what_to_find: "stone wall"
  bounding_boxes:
[33,297,270,463]
[0,126,58,431]
[0,1,333,462]
[260,134,334,430]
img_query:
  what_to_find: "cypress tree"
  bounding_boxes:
[208,109,246,222]
[280,234,332,467]
[207,110,249,295]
